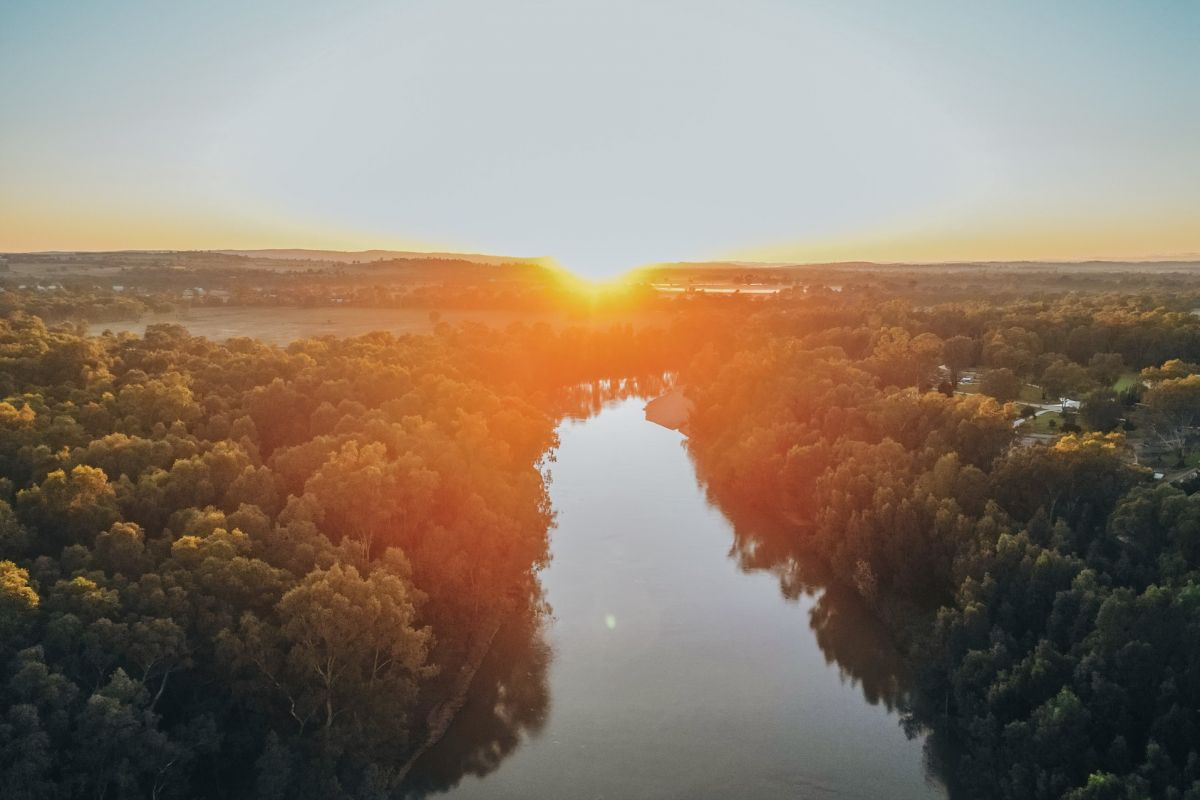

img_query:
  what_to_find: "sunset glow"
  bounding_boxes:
[5,4,1200,798]
[3,1,1197,275]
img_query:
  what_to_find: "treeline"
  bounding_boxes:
[0,313,698,798]
[0,289,165,324]
[682,293,1200,798]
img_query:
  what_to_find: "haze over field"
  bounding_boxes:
[3,1,1198,275]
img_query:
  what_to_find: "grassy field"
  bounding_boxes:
[1019,383,1044,403]
[1113,372,1141,392]
[959,380,1044,403]
[1024,410,1065,434]
[86,306,668,344]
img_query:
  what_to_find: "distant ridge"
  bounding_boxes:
[634,258,1200,273]
[214,248,541,266]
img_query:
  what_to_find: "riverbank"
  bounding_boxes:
[397,615,505,784]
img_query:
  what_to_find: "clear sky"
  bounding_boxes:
[2,0,1197,276]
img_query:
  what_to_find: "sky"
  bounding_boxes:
[1,0,1197,277]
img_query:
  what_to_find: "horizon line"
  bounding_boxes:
[5,247,1200,270]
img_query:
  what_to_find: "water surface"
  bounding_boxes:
[411,397,942,799]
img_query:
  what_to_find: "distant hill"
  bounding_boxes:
[632,259,1200,276]
[215,249,541,266]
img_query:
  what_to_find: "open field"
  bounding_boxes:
[85,305,666,344]
[1024,410,1065,434]
[1113,372,1142,391]
[958,380,1043,404]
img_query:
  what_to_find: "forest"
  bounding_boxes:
[4,264,1200,798]
[681,289,1200,799]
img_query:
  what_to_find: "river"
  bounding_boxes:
[407,396,944,799]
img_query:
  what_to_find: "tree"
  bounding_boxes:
[225,562,433,756]
[982,326,1041,377]
[988,432,1144,536]
[0,647,78,799]
[1141,374,1200,463]
[1088,352,1126,388]
[866,328,943,388]
[980,367,1022,402]
[1081,389,1123,432]
[254,732,296,800]
[115,375,203,432]
[942,335,977,388]
[15,466,120,553]
[1041,358,1096,406]
[0,500,32,558]
[71,669,193,799]
[1140,359,1199,384]
[1064,772,1150,800]
[303,441,438,562]
[92,521,149,578]
[0,560,39,645]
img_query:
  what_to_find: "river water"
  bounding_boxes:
[408,397,943,799]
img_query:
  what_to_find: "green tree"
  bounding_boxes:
[1041,358,1096,406]
[224,561,432,756]
[980,367,1022,402]
[1142,374,1200,462]
[304,441,437,561]
[16,466,120,553]
[1088,352,1126,388]
[0,560,39,646]
[942,335,977,388]
[71,669,193,799]
[1081,388,1123,432]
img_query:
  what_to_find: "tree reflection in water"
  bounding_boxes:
[694,459,955,792]
[706,496,912,712]
[808,584,910,711]
[550,374,674,421]
[402,594,552,796]
[406,389,941,797]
